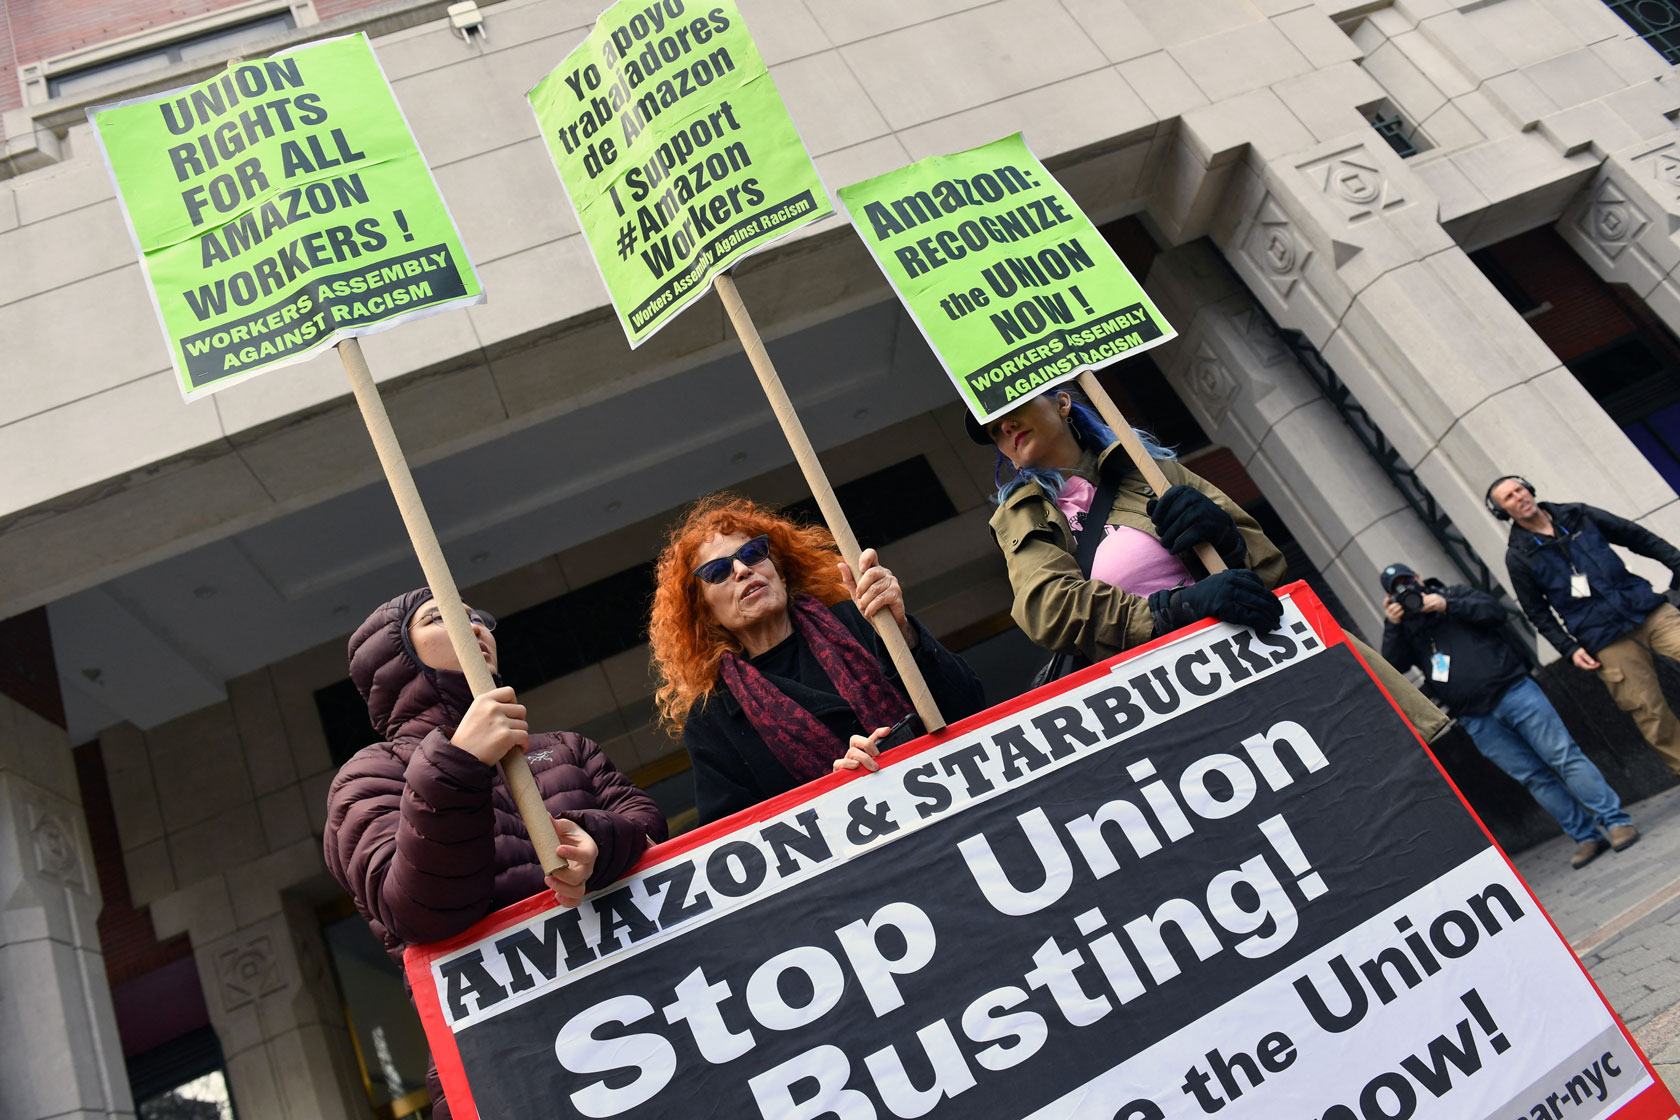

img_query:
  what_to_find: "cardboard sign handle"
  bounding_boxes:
[1077,371,1228,575]
[714,273,947,733]
[338,338,565,875]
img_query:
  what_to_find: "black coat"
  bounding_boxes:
[1505,502,1680,655]
[681,600,986,824]
[1380,584,1529,717]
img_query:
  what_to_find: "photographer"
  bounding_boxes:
[1379,563,1636,869]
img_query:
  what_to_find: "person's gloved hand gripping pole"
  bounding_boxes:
[1148,570,1284,635]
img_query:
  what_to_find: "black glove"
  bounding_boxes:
[1148,570,1283,635]
[1147,485,1244,566]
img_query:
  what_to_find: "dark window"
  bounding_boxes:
[1478,229,1680,515]
[316,456,957,765]
[1568,335,1680,494]
[1603,0,1680,64]
[128,1027,236,1120]
[783,455,957,550]
[1371,112,1419,158]
[48,13,296,99]
[494,562,657,693]
[1624,405,1680,493]
[1567,335,1680,423]
[1469,248,1542,315]
[316,678,377,771]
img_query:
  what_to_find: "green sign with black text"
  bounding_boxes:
[528,0,832,346]
[839,134,1175,424]
[89,33,483,400]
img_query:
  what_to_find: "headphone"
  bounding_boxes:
[1484,475,1537,521]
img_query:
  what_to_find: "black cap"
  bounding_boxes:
[963,411,991,445]
[1379,563,1418,593]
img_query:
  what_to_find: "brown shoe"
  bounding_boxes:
[1609,825,1640,852]
[1572,838,1610,869]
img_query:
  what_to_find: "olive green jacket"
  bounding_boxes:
[988,444,1286,664]
[987,442,1450,741]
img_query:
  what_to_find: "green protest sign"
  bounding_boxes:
[528,0,832,346]
[89,33,483,401]
[838,134,1175,424]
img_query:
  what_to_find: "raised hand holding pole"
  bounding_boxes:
[1077,371,1227,575]
[338,338,566,875]
[713,273,947,733]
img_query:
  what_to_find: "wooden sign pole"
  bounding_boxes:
[713,273,947,733]
[1077,370,1228,575]
[338,338,565,875]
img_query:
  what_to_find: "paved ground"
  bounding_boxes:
[1513,782,1680,1096]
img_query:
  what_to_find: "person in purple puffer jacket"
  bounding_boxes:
[323,587,666,1119]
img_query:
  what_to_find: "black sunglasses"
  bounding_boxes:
[694,535,771,584]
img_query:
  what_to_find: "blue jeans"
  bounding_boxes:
[1458,677,1631,842]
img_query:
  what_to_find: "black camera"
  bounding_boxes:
[1395,584,1426,616]
[1394,576,1446,616]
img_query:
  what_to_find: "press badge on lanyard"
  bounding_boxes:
[1430,652,1451,682]
[1571,571,1591,598]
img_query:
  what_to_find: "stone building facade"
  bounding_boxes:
[5,0,1680,1116]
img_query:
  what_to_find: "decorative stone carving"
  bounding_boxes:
[293,930,326,987]
[1630,144,1680,208]
[218,935,288,1010]
[1656,153,1680,191]
[1234,307,1292,368]
[24,791,84,889]
[1243,198,1311,299]
[1262,224,1297,274]
[1574,178,1650,261]
[1300,146,1405,224]
[1181,342,1239,426]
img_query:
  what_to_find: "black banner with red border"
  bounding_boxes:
[406,585,1679,1120]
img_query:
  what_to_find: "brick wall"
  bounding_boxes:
[9,0,236,67]
[72,737,191,988]
[313,0,390,21]
[0,0,424,148]
[2,0,241,139]
[73,735,216,1061]
[1479,227,1641,365]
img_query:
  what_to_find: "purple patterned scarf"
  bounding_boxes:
[718,596,913,782]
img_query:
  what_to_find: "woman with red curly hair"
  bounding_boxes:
[650,494,986,824]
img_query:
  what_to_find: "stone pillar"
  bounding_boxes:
[1186,125,1680,653]
[1550,71,1680,527]
[1558,144,1680,387]
[150,856,367,1120]
[0,691,134,1120]
[1147,240,1462,639]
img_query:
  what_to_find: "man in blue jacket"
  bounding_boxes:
[1379,563,1635,868]
[1490,475,1680,781]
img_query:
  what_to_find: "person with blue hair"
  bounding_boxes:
[972,388,1282,667]
[972,387,1449,740]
